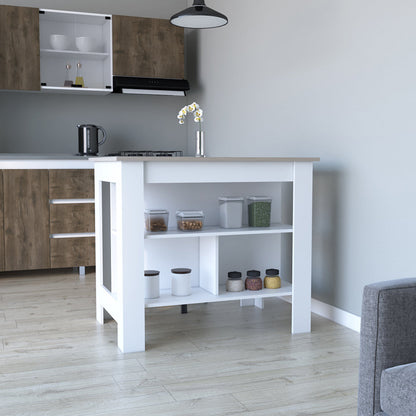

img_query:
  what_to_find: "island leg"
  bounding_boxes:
[291,162,313,333]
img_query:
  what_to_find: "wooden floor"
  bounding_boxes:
[0,269,360,416]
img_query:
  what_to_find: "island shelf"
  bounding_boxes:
[93,157,318,352]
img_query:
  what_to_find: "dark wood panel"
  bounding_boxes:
[50,237,95,268]
[3,170,50,271]
[50,203,95,234]
[0,171,4,272]
[113,15,184,79]
[0,5,40,91]
[49,170,94,199]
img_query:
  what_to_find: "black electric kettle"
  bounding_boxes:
[78,124,107,155]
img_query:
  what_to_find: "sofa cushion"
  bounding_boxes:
[380,362,416,416]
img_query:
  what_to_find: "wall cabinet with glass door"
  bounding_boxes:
[39,9,113,94]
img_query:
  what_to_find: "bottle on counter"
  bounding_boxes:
[264,268,281,289]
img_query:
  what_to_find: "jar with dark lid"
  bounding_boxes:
[171,268,192,296]
[144,270,160,299]
[264,268,281,289]
[245,269,262,291]
[226,271,244,292]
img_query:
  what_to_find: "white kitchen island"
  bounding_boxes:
[93,157,319,353]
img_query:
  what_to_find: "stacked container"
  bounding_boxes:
[218,196,244,228]
[247,196,272,227]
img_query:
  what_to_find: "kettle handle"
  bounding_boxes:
[96,126,107,146]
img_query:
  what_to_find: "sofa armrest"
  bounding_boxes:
[358,278,416,416]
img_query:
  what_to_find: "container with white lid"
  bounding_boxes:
[218,196,244,228]
[144,209,168,232]
[176,210,204,231]
[247,196,272,227]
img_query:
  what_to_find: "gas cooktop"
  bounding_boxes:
[106,150,183,157]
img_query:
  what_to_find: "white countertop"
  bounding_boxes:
[92,156,320,163]
[0,153,95,169]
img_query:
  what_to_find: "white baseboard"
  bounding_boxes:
[281,296,361,333]
[311,298,361,333]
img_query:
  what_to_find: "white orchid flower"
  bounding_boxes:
[177,102,203,127]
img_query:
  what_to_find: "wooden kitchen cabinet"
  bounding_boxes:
[49,169,95,269]
[0,5,40,91]
[0,168,95,273]
[3,170,50,271]
[113,15,184,79]
[50,203,95,234]
[50,237,95,268]
[49,169,94,199]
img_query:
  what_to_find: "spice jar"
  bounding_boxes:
[226,271,244,292]
[245,269,262,291]
[171,268,192,296]
[144,270,160,299]
[264,268,281,289]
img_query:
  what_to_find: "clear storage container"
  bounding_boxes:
[144,209,169,232]
[176,210,204,231]
[218,196,244,228]
[247,196,272,227]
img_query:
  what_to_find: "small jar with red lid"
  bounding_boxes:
[245,269,262,291]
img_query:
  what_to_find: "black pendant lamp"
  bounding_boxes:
[170,0,228,29]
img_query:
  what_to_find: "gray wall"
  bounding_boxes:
[0,0,189,155]
[188,0,416,315]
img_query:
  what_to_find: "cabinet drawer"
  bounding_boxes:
[49,169,94,199]
[50,203,95,234]
[50,237,95,268]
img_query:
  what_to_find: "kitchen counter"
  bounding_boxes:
[93,156,318,352]
[93,156,320,163]
[0,153,95,169]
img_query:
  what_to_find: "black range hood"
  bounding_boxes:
[113,76,190,96]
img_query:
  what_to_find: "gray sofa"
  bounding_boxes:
[358,278,416,416]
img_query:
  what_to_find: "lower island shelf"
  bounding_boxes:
[145,280,292,308]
